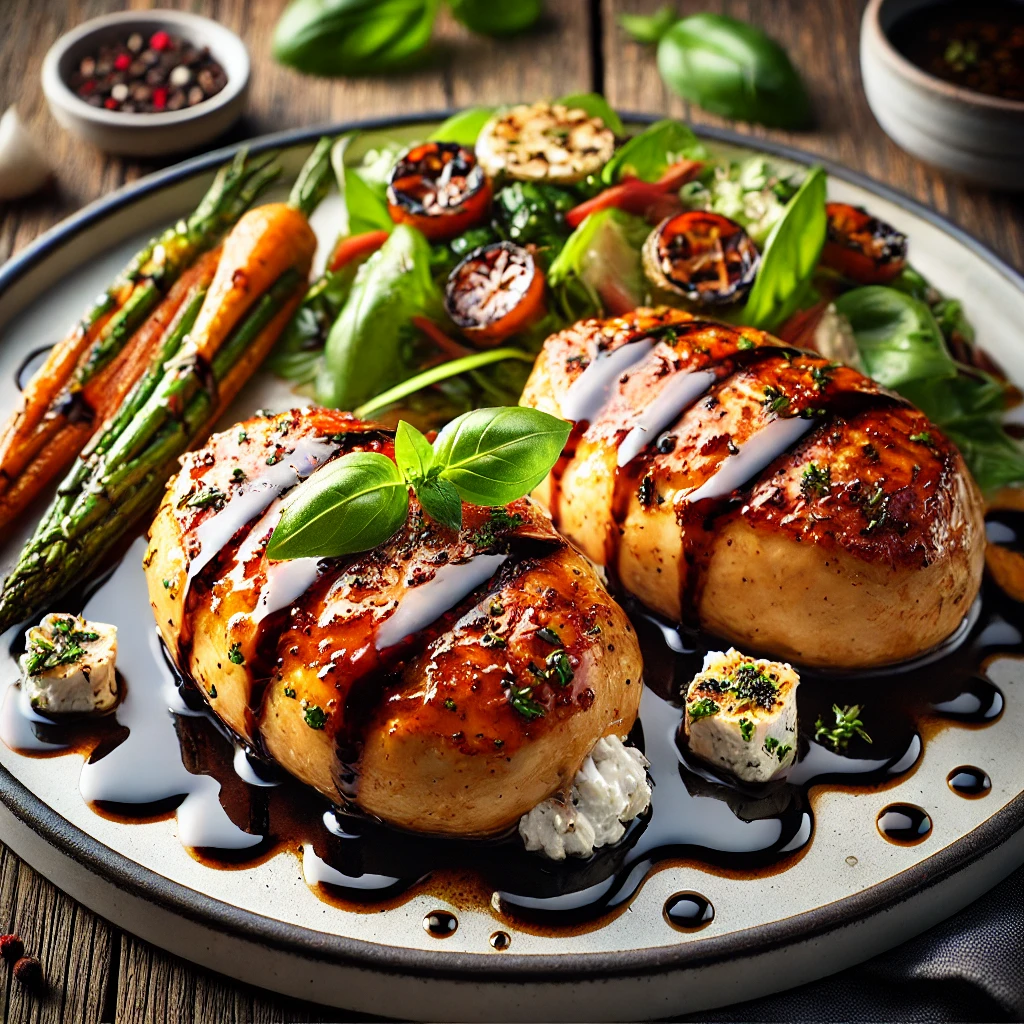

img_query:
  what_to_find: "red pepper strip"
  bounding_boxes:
[564,159,704,229]
[328,230,390,272]
[411,315,473,360]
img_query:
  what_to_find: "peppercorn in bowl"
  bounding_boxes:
[41,9,249,157]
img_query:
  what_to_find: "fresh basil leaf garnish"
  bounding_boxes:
[415,476,463,532]
[601,119,708,184]
[433,407,572,507]
[428,106,497,146]
[557,92,625,136]
[394,420,435,486]
[267,452,409,560]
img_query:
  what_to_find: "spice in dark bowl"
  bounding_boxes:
[67,30,228,114]
[889,1,1024,102]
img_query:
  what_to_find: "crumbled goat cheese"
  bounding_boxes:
[519,735,651,860]
[684,648,799,783]
[19,613,118,714]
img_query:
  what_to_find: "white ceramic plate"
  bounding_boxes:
[0,116,1022,1022]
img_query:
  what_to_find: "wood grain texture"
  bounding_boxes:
[0,1,1021,1021]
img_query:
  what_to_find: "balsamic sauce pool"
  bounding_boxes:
[2,508,1021,931]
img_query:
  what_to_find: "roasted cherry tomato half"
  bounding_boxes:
[387,142,493,242]
[445,242,546,346]
[642,211,760,307]
[821,202,908,284]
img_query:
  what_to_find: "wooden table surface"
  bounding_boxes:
[0,1,1021,1020]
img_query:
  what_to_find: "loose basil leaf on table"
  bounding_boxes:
[267,407,571,559]
[739,165,826,331]
[448,0,543,36]
[557,92,625,136]
[267,452,409,560]
[272,0,441,76]
[432,406,572,506]
[317,223,443,409]
[600,119,709,184]
[428,107,496,145]
[655,13,812,129]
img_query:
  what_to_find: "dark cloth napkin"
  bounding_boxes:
[679,862,1024,1023]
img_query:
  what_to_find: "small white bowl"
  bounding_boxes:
[42,9,249,158]
[861,0,1024,191]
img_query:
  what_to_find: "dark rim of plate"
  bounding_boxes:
[0,111,1022,983]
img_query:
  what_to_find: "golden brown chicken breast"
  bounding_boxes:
[520,308,985,668]
[144,408,642,836]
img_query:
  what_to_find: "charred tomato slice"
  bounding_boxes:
[642,211,760,307]
[822,202,908,284]
[445,242,546,346]
[387,142,493,242]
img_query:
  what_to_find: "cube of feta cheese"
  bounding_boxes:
[19,614,118,715]
[683,648,799,783]
[519,735,651,860]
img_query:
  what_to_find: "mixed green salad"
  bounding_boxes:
[268,95,1024,493]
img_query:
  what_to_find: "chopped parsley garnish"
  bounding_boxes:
[23,617,99,676]
[909,431,934,446]
[237,430,248,443]
[801,463,832,500]
[814,703,872,751]
[443,697,457,712]
[730,663,778,710]
[536,627,561,645]
[228,642,245,666]
[470,509,523,549]
[762,384,790,415]
[162,579,172,590]
[303,704,327,730]
[738,718,754,742]
[776,743,793,761]
[810,364,833,391]
[186,487,226,510]
[208,685,218,699]
[283,686,296,698]
[232,467,246,482]
[737,336,757,350]
[584,624,602,636]
[508,684,545,720]
[489,599,504,616]
[545,649,574,687]
[481,632,506,649]
[763,736,780,755]
[265,454,281,466]
[689,697,720,721]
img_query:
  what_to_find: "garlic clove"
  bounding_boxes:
[0,107,52,201]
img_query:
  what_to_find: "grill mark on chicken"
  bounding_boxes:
[522,307,984,667]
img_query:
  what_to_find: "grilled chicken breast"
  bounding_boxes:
[520,308,985,668]
[144,408,642,836]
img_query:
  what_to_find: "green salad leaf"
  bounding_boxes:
[835,286,1024,492]
[492,181,576,258]
[739,165,826,330]
[428,107,496,145]
[548,208,648,320]
[273,0,441,76]
[448,0,542,36]
[601,119,708,184]
[317,224,443,409]
[655,13,812,129]
[833,286,956,389]
[331,133,395,237]
[557,92,625,135]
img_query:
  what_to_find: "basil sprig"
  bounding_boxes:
[266,407,570,560]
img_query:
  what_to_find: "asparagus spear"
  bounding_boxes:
[0,141,336,632]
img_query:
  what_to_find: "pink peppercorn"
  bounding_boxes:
[149,31,170,51]
[153,87,168,110]
[104,98,119,110]
[114,53,131,71]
